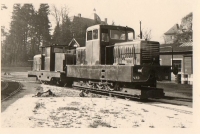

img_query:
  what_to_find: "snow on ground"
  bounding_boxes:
[1,84,192,128]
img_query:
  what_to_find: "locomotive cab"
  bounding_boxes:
[85,25,135,65]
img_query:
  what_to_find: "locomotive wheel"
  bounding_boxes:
[86,81,93,88]
[96,83,104,90]
[106,83,115,91]
[107,83,123,91]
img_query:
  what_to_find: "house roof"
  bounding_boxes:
[68,38,85,47]
[160,43,192,54]
[179,41,193,47]
[71,15,107,26]
[164,24,179,35]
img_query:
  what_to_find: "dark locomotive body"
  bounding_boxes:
[28,24,172,99]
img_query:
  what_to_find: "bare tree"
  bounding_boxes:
[51,4,71,45]
[51,4,70,25]
[1,4,7,10]
[60,5,70,23]
[142,29,152,40]
[112,21,115,25]
[51,4,61,24]
[162,34,167,44]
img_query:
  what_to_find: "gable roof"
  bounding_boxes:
[71,15,107,27]
[164,24,179,35]
[68,38,85,47]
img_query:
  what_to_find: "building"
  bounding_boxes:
[68,9,108,47]
[163,13,192,44]
[68,38,85,48]
[160,12,193,85]
[163,24,179,44]
[69,9,107,39]
[160,42,193,84]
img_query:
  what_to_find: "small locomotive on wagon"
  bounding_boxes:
[28,24,175,99]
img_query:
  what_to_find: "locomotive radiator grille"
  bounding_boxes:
[141,42,159,64]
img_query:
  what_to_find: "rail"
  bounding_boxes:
[1,80,22,102]
[72,85,192,115]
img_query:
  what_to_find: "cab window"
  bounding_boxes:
[102,33,109,42]
[128,31,134,41]
[110,30,125,40]
[101,28,109,42]
[87,31,92,40]
[93,29,98,39]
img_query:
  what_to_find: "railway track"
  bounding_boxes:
[1,81,8,91]
[73,85,139,99]
[148,104,192,114]
[1,75,36,83]
[1,76,192,115]
[72,85,193,115]
[1,80,22,102]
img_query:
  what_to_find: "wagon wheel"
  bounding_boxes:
[64,83,68,87]
[41,80,47,84]
[56,80,64,87]
[125,97,130,101]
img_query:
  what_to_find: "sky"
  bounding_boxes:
[1,0,198,43]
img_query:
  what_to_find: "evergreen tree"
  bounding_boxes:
[37,4,51,46]
[60,15,72,45]
[19,4,36,62]
[2,3,52,66]
[8,4,23,65]
[52,22,61,45]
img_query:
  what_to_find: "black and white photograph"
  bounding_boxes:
[1,0,199,132]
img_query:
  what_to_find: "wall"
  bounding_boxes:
[160,54,193,84]
[164,35,176,44]
[160,55,183,81]
[160,55,183,66]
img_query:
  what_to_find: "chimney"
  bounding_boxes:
[93,8,96,20]
[105,18,107,24]
[78,13,81,17]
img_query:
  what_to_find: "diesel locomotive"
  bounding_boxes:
[28,24,176,99]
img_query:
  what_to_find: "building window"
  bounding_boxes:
[172,60,182,72]
[87,31,92,40]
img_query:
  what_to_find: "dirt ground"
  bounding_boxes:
[1,84,193,128]
[1,71,195,128]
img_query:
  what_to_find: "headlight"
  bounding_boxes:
[138,69,142,73]
[133,76,140,79]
